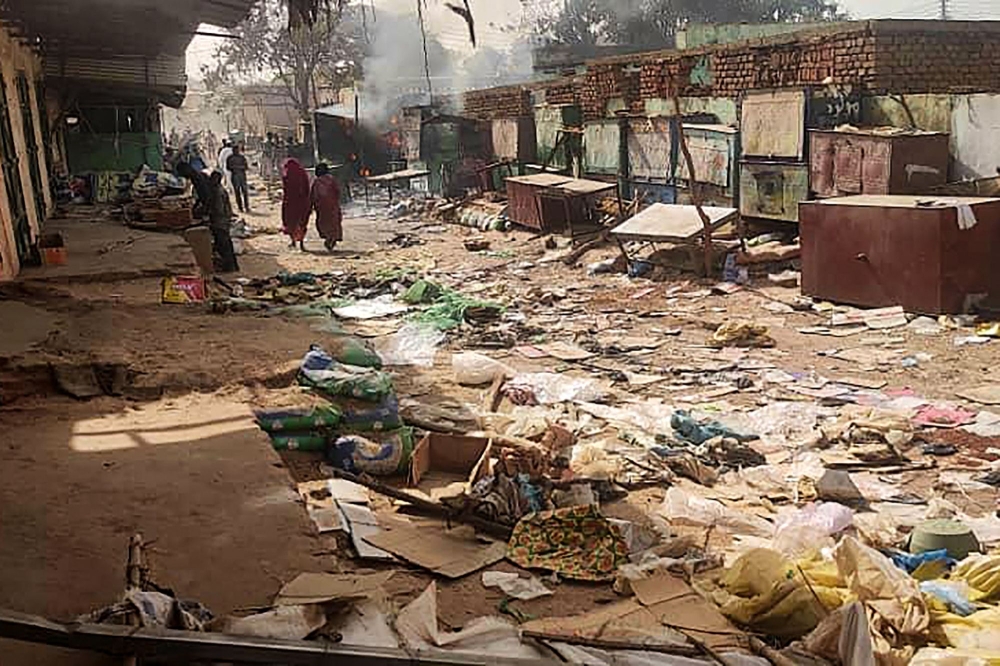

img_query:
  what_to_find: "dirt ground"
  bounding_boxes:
[2,182,999,662]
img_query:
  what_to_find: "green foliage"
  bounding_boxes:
[540,0,844,48]
[202,0,364,122]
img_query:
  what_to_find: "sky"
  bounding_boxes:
[185,0,1000,80]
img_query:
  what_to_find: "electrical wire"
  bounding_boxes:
[416,0,435,99]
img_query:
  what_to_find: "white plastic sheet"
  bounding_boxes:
[452,352,513,386]
[333,296,408,320]
[507,372,608,405]
[395,582,546,659]
[772,502,855,556]
[375,323,445,368]
[481,570,553,600]
[658,487,773,538]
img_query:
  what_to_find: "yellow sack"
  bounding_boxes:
[954,554,1000,602]
[912,647,1000,665]
[698,548,849,639]
[932,606,1000,652]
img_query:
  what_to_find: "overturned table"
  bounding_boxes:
[611,203,740,274]
[506,174,620,239]
[364,168,431,205]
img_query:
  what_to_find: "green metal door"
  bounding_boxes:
[16,72,45,225]
[0,70,31,262]
[35,80,51,185]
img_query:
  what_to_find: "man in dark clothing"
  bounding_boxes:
[207,171,239,273]
[176,161,212,220]
[226,144,250,213]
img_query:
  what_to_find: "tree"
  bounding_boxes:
[203,0,363,123]
[539,0,843,49]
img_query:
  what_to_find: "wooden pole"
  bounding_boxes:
[670,86,714,278]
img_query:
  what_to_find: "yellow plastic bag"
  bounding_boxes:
[697,548,850,639]
[912,647,1000,665]
[833,536,930,637]
[954,554,1000,602]
[933,606,1000,652]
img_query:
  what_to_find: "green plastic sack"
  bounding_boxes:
[254,406,343,433]
[269,434,329,452]
[402,279,443,305]
[330,336,383,369]
[299,347,394,402]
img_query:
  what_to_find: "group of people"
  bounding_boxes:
[175,162,240,273]
[280,158,343,253]
[173,145,345,273]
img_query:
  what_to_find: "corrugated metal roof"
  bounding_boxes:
[1,0,255,58]
[1,0,254,104]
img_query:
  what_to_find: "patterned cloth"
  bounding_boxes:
[507,505,630,581]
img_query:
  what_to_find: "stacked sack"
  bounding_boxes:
[255,340,413,475]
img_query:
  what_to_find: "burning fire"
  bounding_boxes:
[390,116,399,126]
[361,167,372,177]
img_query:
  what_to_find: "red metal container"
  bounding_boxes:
[801,195,1000,314]
[505,174,571,230]
[809,130,949,198]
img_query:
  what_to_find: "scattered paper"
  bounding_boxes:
[218,605,326,640]
[397,583,545,658]
[275,571,394,606]
[481,570,553,600]
[535,341,595,361]
[957,385,1000,406]
[339,501,393,560]
[800,326,867,338]
[334,296,409,320]
[364,522,506,578]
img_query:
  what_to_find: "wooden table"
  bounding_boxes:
[611,203,739,273]
[364,168,431,205]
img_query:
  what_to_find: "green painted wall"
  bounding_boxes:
[740,161,809,222]
[534,105,581,170]
[644,97,738,126]
[583,120,620,175]
[65,132,163,174]
[861,95,952,133]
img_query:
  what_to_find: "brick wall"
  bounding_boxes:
[462,86,532,121]
[870,27,1000,94]
[460,21,1000,123]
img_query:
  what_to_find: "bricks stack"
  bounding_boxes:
[580,64,617,120]
[872,31,1000,94]
[457,23,1000,126]
[537,79,579,106]
[462,87,532,121]
[640,60,668,100]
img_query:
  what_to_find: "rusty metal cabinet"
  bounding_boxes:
[809,130,949,198]
[801,195,1000,314]
[739,160,809,222]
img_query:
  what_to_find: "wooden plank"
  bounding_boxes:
[611,203,737,242]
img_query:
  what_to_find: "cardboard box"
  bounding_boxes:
[409,434,492,502]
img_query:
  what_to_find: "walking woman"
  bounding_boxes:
[281,158,311,250]
[311,163,343,252]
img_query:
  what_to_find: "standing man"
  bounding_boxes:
[207,171,239,272]
[226,144,250,213]
[217,139,233,193]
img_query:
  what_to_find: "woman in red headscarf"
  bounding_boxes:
[281,158,311,250]
[310,163,343,252]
